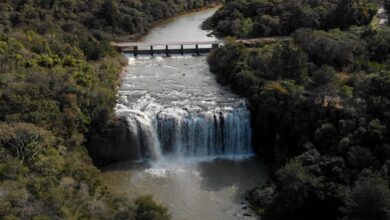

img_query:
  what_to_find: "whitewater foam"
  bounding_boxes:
[117,56,253,161]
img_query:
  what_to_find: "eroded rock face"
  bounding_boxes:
[87,117,143,166]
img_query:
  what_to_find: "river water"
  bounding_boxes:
[102,7,267,220]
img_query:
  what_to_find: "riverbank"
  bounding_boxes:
[115,3,222,42]
[0,1,223,219]
[114,4,221,85]
[101,7,270,220]
[205,1,390,218]
[87,4,222,167]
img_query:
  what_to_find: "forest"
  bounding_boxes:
[2,0,389,219]
[207,0,390,219]
[0,0,214,219]
[203,0,377,38]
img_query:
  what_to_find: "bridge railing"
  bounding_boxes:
[111,40,222,47]
[111,40,223,56]
[110,37,292,56]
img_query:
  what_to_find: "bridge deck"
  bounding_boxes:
[111,37,291,48]
[111,40,222,48]
[110,37,292,56]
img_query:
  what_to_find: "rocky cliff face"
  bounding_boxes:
[87,117,143,166]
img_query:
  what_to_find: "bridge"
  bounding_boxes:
[111,40,222,57]
[111,37,292,57]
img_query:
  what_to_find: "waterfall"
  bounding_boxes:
[115,56,253,161]
[123,107,252,159]
[124,110,162,160]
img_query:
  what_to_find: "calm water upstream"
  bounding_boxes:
[102,7,267,220]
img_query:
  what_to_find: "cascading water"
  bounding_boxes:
[115,56,252,160]
[155,108,251,156]
[103,8,268,220]
[124,110,162,160]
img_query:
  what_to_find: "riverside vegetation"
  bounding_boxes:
[206,0,390,219]
[0,0,215,219]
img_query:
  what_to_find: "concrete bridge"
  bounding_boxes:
[111,40,222,57]
[111,37,292,57]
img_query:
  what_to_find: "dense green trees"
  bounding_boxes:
[203,0,376,38]
[0,0,218,218]
[207,24,390,219]
[364,27,390,63]
[293,29,367,70]
[206,1,389,219]
[341,174,390,220]
[134,196,170,220]
[0,0,215,37]
[0,29,169,220]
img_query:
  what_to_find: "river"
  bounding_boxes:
[102,7,268,220]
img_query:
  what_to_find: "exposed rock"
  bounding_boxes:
[87,116,142,166]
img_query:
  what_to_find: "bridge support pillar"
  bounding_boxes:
[150,45,154,56]
[195,44,199,56]
[181,45,184,55]
[133,46,138,57]
[165,45,169,57]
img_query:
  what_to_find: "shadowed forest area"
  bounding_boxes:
[203,0,378,38]
[0,0,214,219]
[206,0,390,219]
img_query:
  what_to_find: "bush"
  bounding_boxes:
[134,196,170,220]
[203,0,376,38]
[341,174,390,220]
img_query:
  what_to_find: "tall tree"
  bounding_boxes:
[341,174,390,220]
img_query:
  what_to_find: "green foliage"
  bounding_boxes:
[341,174,390,220]
[207,39,248,84]
[134,196,170,220]
[0,0,215,37]
[0,158,28,181]
[208,21,390,219]
[269,42,308,83]
[293,29,367,70]
[203,0,376,38]
[0,0,214,218]
[258,158,343,220]
[276,159,322,202]
[312,65,337,87]
[0,123,58,169]
[311,65,338,106]
[364,27,390,63]
[385,0,390,12]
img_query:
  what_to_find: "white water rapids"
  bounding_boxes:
[103,8,267,220]
[115,55,253,160]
